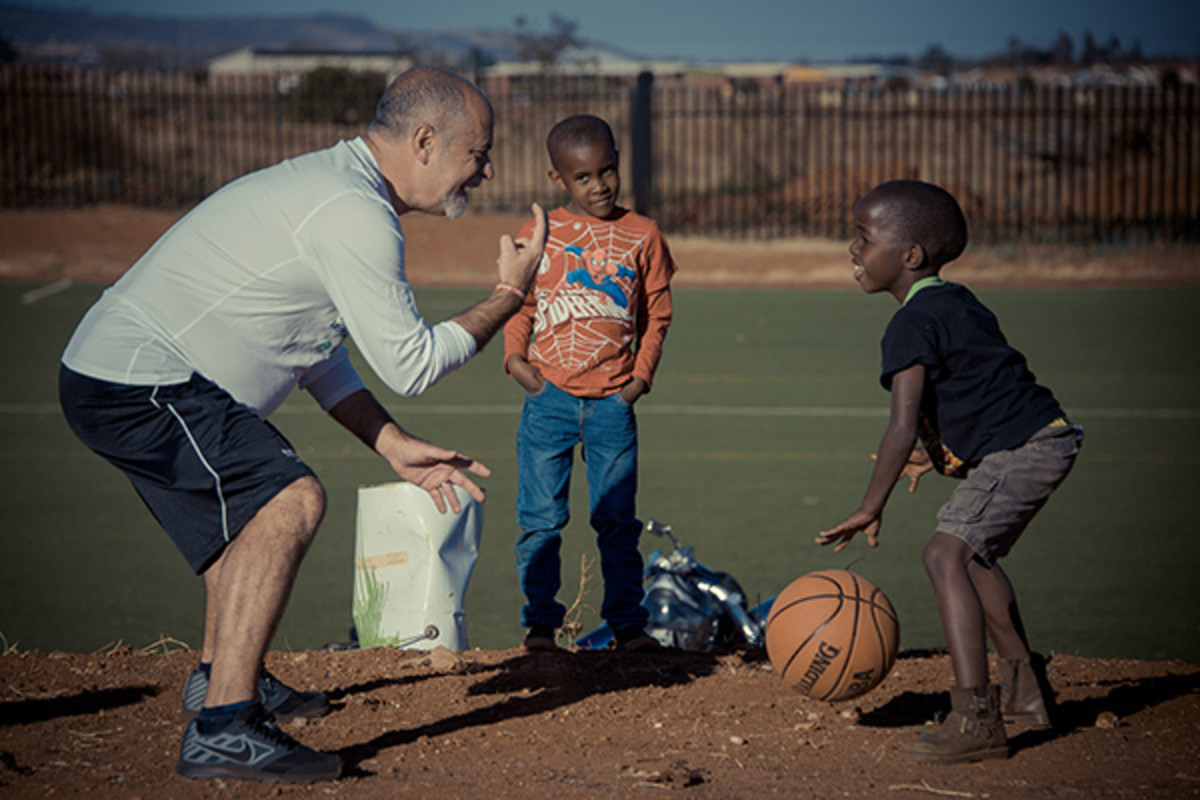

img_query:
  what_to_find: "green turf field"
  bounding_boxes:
[2,282,1198,661]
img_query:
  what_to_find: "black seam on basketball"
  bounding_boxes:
[869,602,890,675]
[870,588,899,672]
[766,592,853,623]
[867,587,899,623]
[826,575,863,698]
[778,596,844,682]
[766,572,846,624]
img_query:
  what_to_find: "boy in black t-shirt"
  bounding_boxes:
[817,180,1083,764]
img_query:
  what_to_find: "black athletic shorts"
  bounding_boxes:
[59,365,315,574]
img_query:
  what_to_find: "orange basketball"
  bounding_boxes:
[765,569,900,702]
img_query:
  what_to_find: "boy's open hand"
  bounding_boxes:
[881,445,934,493]
[816,510,882,552]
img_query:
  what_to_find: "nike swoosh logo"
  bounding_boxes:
[194,735,273,765]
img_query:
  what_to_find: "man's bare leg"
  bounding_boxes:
[200,476,325,708]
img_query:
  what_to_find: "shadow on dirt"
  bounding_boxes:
[1009,669,1200,754]
[325,670,447,702]
[854,657,1200,757]
[334,649,720,776]
[855,649,950,729]
[858,689,946,729]
[0,686,158,725]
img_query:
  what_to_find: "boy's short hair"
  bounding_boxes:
[867,180,968,269]
[546,114,617,169]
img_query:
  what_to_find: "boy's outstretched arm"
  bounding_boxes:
[816,363,925,551]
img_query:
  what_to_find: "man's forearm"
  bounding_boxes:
[327,389,394,451]
[451,287,524,348]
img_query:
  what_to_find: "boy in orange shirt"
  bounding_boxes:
[504,115,676,652]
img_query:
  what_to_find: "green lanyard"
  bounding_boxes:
[904,276,945,305]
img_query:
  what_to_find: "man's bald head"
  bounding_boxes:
[370,66,493,144]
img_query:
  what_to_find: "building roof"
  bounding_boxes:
[206,47,411,79]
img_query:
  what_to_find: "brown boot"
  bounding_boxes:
[998,653,1054,729]
[902,685,1008,764]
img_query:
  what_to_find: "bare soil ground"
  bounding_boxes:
[2,206,1199,798]
[1,205,1198,289]
[1,646,1198,799]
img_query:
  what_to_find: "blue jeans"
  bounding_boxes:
[515,381,647,631]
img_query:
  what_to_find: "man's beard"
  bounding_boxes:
[443,188,468,220]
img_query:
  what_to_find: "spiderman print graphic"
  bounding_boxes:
[534,242,639,348]
[557,244,637,307]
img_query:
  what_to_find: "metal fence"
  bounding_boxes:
[3,65,1197,243]
[643,79,1200,243]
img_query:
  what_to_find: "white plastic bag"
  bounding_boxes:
[352,482,482,651]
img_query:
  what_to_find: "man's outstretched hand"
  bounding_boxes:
[380,429,491,514]
[388,431,492,513]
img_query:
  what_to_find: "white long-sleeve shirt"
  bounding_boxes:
[62,138,476,417]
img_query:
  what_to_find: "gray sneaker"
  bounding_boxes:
[180,666,331,724]
[176,703,341,783]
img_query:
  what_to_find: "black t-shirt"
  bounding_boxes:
[880,282,1063,476]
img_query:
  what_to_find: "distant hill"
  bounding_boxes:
[0,3,526,69]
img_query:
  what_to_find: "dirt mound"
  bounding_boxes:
[1,644,1198,798]
[2,206,1198,288]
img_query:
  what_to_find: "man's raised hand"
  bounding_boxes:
[496,202,548,291]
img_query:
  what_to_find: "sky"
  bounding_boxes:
[20,0,1200,63]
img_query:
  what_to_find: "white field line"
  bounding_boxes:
[287,404,1200,419]
[20,278,73,305]
[5,403,1200,419]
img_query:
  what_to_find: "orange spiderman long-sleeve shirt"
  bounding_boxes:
[504,206,676,398]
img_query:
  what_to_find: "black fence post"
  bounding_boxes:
[631,70,653,216]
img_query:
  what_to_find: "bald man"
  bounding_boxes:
[59,67,546,784]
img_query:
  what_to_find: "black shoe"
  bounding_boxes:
[613,626,662,652]
[176,703,341,783]
[180,666,331,723]
[521,625,559,652]
[257,669,332,723]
